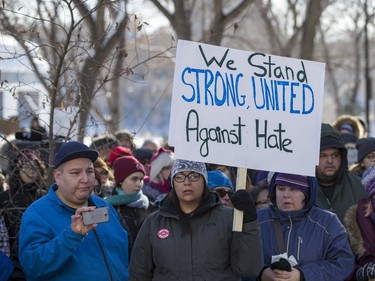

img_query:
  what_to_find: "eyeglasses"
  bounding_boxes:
[215,189,233,198]
[174,172,201,183]
[255,199,270,206]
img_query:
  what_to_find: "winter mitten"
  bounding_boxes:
[356,262,375,281]
[230,189,257,222]
[270,258,292,272]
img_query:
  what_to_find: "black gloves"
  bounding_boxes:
[270,258,292,272]
[356,262,375,281]
[230,189,257,223]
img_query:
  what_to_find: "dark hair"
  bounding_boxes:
[250,180,269,202]
[8,150,47,191]
[168,181,210,234]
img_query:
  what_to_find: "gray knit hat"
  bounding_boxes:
[171,159,208,184]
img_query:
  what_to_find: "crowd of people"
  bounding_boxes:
[0,114,374,280]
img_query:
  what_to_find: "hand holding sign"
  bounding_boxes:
[230,168,253,231]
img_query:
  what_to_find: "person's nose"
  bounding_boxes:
[81,172,90,182]
[326,155,334,163]
[183,176,191,183]
[283,190,291,198]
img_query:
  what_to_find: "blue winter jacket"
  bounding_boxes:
[19,184,129,281]
[257,174,354,281]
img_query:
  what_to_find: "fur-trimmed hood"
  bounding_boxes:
[344,204,365,258]
[332,114,365,139]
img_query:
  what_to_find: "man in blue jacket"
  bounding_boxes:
[19,141,129,281]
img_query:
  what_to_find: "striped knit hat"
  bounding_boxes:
[274,173,309,198]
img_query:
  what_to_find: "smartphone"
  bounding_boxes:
[82,207,109,226]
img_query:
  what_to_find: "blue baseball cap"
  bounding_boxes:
[54,141,98,168]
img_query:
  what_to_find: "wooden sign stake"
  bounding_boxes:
[232,167,247,232]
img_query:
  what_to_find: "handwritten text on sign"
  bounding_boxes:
[169,40,325,176]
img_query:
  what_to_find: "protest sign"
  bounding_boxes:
[169,40,325,177]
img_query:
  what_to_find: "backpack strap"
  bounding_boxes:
[273,219,286,254]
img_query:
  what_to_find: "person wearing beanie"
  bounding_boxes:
[350,137,375,178]
[207,170,234,207]
[256,172,354,281]
[315,123,365,223]
[107,145,133,167]
[143,147,175,206]
[18,141,130,281]
[94,156,115,197]
[344,165,375,281]
[105,155,149,259]
[129,159,263,280]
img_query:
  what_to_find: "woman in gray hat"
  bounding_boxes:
[129,159,263,281]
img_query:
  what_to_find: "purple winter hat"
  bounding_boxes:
[274,173,310,198]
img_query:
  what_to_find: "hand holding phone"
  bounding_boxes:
[82,207,109,226]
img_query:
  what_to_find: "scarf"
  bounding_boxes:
[104,187,141,206]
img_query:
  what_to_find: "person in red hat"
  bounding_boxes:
[107,145,133,167]
[105,155,149,258]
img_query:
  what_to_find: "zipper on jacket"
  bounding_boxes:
[286,215,292,255]
[297,236,302,260]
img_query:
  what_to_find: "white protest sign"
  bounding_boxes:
[169,40,325,176]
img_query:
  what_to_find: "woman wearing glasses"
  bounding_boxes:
[207,169,234,207]
[129,159,263,281]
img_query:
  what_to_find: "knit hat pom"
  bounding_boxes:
[361,165,375,198]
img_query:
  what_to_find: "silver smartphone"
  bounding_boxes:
[82,207,109,226]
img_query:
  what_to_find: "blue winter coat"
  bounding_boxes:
[19,184,129,281]
[257,174,354,281]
